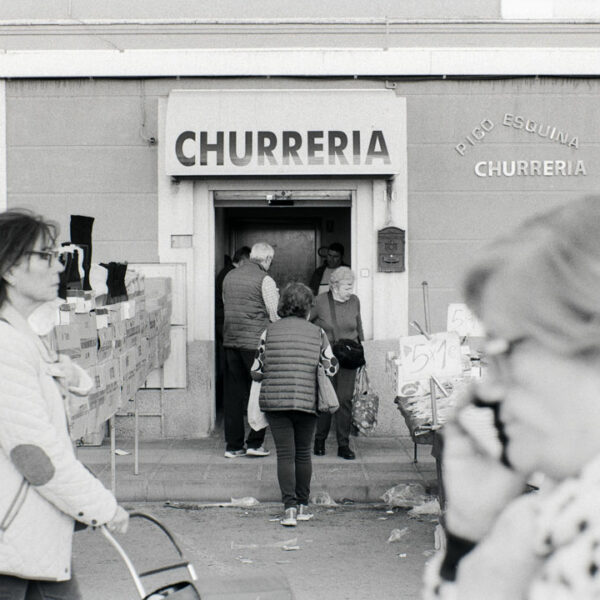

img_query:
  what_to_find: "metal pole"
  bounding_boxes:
[159,366,165,437]
[422,281,431,334]
[429,377,439,428]
[134,392,139,476]
[109,415,116,495]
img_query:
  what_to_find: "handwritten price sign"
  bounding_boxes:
[446,303,485,338]
[398,332,463,382]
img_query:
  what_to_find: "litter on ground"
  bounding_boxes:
[387,527,409,543]
[381,483,430,508]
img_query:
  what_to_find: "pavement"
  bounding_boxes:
[76,431,438,503]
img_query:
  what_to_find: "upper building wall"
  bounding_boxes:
[0,0,500,20]
[0,0,598,56]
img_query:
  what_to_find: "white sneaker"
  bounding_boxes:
[297,505,313,521]
[246,446,270,457]
[280,507,297,527]
[224,449,246,459]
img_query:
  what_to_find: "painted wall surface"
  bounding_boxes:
[6,79,159,263]
[0,1,500,21]
[6,75,599,437]
[403,77,600,333]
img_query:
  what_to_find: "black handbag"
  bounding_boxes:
[327,293,366,370]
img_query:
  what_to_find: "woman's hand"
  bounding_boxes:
[106,505,129,534]
[46,355,93,395]
[443,420,526,542]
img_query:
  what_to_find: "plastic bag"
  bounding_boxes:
[407,499,441,517]
[387,527,409,543]
[247,380,268,431]
[229,497,260,508]
[381,483,429,508]
[351,366,379,435]
[311,491,339,506]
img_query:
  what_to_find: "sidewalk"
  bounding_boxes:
[76,432,437,503]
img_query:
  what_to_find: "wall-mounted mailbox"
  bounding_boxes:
[378,226,405,273]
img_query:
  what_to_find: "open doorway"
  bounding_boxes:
[213,204,351,419]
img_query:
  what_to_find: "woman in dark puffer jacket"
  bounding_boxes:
[251,282,338,527]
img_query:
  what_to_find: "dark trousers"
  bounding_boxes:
[223,347,266,451]
[0,574,81,600]
[267,410,317,509]
[215,334,225,416]
[315,366,357,448]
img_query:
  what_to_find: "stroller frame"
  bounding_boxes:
[101,511,200,599]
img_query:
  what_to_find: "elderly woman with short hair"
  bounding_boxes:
[310,266,364,460]
[251,282,337,527]
[426,197,600,599]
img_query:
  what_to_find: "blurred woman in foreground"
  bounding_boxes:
[426,197,600,599]
[0,210,128,600]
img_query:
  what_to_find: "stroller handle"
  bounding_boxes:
[101,512,198,600]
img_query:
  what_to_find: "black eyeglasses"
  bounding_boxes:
[25,249,61,266]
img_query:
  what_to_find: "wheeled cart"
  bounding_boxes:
[101,512,295,599]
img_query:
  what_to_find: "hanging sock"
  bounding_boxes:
[101,262,129,305]
[58,243,82,299]
[70,215,95,291]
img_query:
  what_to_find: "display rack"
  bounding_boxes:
[46,272,172,495]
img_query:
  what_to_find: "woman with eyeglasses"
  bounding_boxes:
[0,210,128,600]
[425,197,600,599]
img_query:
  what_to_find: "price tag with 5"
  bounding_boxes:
[447,303,485,338]
[399,332,463,382]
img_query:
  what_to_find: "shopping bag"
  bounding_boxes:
[248,380,268,430]
[351,365,379,435]
[317,364,339,414]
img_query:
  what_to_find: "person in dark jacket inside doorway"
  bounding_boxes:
[310,266,364,460]
[309,242,348,296]
[215,246,250,416]
[251,282,338,526]
[222,242,279,459]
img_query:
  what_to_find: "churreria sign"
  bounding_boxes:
[165,90,405,177]
[174,130,391,167]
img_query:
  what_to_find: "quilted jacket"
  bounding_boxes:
[0,304,118,581]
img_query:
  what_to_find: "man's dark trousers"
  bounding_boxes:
[224,347,267,451]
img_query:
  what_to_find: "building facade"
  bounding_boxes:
[2,0,599,437]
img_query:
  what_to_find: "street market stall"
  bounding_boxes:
[39,270,172,493]
[389,294,486,507]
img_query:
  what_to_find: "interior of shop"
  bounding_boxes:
[213,204,351,417]
[214,205,351,287]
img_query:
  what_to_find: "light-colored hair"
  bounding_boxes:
[463,196,600,356]
[250,242,274,267]
[329,266,355,288]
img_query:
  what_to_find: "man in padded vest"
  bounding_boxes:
[222,242,279,458]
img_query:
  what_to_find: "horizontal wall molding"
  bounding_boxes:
[3,47,600,78]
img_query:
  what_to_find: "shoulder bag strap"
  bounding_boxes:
[327,292,340,342]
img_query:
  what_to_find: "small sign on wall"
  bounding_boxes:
[377,226,405,272]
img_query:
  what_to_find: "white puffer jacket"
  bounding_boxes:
[0,304,117,581]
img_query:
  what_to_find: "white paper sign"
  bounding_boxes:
[399,332,463,382]
[447,303,485,338]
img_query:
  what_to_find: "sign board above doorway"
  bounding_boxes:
[166,89,406,177]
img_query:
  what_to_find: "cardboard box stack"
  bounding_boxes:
[45,271,172,442]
